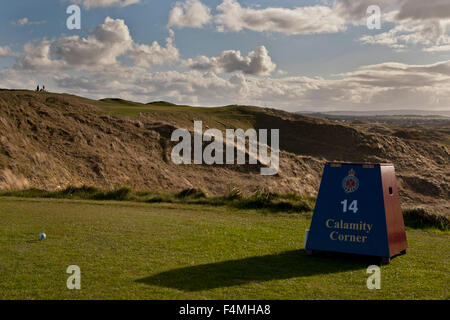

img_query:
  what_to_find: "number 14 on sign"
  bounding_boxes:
[341,199,358,213]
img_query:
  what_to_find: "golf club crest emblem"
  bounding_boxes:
[342,169,359,193]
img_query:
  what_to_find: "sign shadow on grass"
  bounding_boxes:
[136,249,377,292]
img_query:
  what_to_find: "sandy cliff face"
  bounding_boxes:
[0,90,448,213]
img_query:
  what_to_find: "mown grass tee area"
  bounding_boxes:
[0,196,448,300]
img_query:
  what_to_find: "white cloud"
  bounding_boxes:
[47,69,246,106]
[4,57,448,111]
[184,46,276,75]
[334,0,388,24]
[395,0,450,21]
[12,17,45,26]
[129,30,179,68]
[15,40,64,71]
[360,18,450,52]
[53,17,132,67]
[0,69,37,89]
[424,44,450,52]
[14,17,178,71]
[12,18,29,26]
[168,0,450,52]
[359,0,450,52]
[215,0,346,35]
[240,60,450,110]
[168,0,212,28]
[166,0,389,34]
[0,46,18,58]
[70,0,140,9]
[341,60,450,88]
[3,11,450,111]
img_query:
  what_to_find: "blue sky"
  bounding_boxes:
[0,0,450,111]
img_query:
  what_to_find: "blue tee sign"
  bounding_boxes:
[305,162,407,263]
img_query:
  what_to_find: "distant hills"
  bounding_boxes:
[100,98,178,107]
[296,109,450,117]
[146,101,178,106]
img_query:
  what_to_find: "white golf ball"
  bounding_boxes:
[39,233,46,240]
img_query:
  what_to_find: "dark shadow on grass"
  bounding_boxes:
[136,249,378,291]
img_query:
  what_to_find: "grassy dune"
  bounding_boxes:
[95,98,258,129]
[0,197,448,299]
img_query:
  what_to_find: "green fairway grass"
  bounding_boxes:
[0,197,448,299]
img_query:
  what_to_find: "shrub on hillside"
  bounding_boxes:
[176,188,206,199]
[91,187,132,201]
[403,207,449,230]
